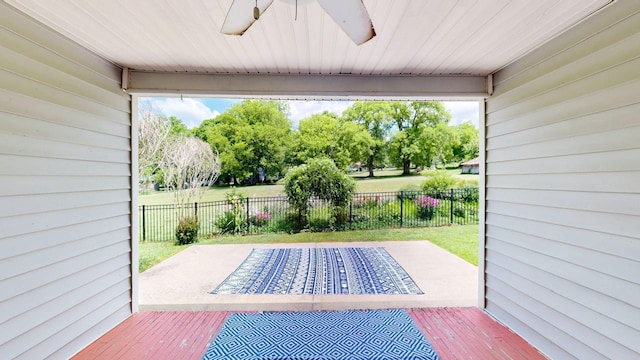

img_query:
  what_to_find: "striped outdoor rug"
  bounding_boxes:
[201,309,441,360]
[212,247,422,295]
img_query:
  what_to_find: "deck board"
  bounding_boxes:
[409,308,547,360]
[73,308,547,359]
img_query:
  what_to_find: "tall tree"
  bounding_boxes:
[293,112,371,170]
[194,100,291,185]
[168,116,190,136]
[137,102,170,189]
[452,121,479,162]
[342,102,392,177]
[418,122,459,167]
[387,101,451,174]
[158,135,220,219]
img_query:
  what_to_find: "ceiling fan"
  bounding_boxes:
[221,0,376,45]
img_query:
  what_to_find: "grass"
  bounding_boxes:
[139,168,478,206]
[351,172,425,193]
[139,242,190,273]
[139,182,285,205]
[138,224,479,272]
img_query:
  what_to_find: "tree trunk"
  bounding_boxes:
[368,156,375,177]
[403,161,411,175]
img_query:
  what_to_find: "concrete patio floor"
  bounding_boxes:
[139,240,478,311]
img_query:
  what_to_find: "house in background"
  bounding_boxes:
[1,1,638,359]
[460,157,480,174]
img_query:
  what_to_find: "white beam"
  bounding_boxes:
[478,99,487,309]
[130,95,139,314]
[127,72,489,99]
[121,67,129,91]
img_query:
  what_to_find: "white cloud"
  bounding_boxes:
[146,98,219,128]
[443,101,480,127]
[286,100,354,127]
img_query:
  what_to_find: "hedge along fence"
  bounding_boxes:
[139,188,479,242]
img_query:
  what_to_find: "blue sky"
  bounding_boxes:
[141,97,480,129]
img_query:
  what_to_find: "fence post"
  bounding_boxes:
[450,188,454,224]
[194,202,198,218]
[141,205,146,242]
[399,191,404,227]
[246,197,250,233]
[349,201,353,230]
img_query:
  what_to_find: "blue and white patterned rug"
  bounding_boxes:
[201,309,441,360]
[212,247,422,295]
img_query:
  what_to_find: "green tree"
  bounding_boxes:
[293,112,371,170]
[342,102,392,177]
[418,122,459,167]
[283,158,356,224]
[388,131,419,173]
[421,170,457,195]
[194,100,291,185]
[388,101,451,175]
[168,116,190,136]
[452,121,479,162]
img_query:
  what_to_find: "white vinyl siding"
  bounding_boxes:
[0,3,132,359]
[484,1,640,359]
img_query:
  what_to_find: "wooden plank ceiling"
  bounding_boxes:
[6,0,611,77]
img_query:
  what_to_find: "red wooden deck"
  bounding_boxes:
[73,308,547,360]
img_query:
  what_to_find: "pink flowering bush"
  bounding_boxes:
[251,211,273,226]
[413,196,440,220]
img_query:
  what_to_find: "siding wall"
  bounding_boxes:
[0,4,133,359]
[485,1,640,359]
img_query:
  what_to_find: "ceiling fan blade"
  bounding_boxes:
[221,0,275,35]
[316,0,375,45]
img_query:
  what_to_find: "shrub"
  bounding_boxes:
[376,202,401,224]
[458,186,479,203]
[455,178,479,188]
[175,216,199,245]
[350,212,370,224]
[214,188,247,234]
[413,196,440,220]
[308,216,333,232]
[250,211,272,226]
[263,212,301,233]
[283,158,356,219]
[453,204,467,218]
[332,205,350,227]
[214,210,246,234]
[421,171,457,196]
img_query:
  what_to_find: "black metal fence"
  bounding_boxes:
[139,188,479,242]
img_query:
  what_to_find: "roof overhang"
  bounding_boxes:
[125,71,490,100]
[4,0,612,99]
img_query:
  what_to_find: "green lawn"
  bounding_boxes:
[138,224,479,272]
[139,183,285,205]
[139,168,478,206]
[350,171,425,193]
